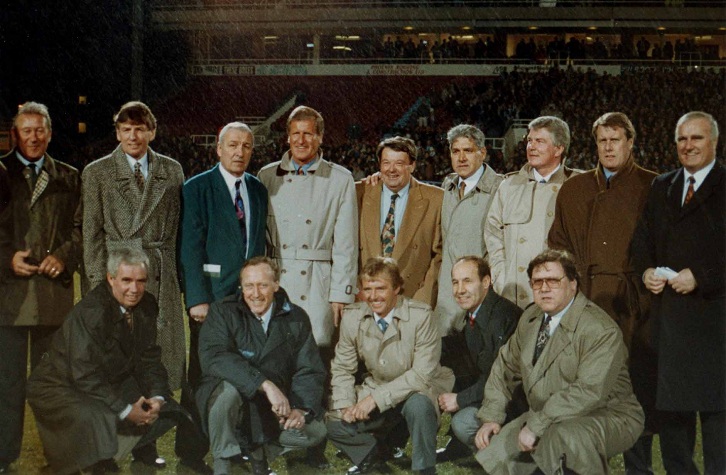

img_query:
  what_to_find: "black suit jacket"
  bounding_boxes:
[631,162,725,411]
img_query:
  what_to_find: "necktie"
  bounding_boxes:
[683,176,695,206]
[234,179,248,252]
[381,193,399,257]
[533,314,552,365]
[26,163,38,189]
[377,318,389,333]
[458,181,466,200]
[134,162,145,190]
[539,179,547,184]
[468,312,476,328]
[296,167,305,176]
[124,310,134,330]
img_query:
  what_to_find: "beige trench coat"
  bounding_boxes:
[485,164,581,308]
[434,165,502,335]
[258,152,358,347]
[82,146,185,390]
[330,297,454,415]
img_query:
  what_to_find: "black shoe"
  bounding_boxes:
[378,445,405,461]
[132,444,166,469]
[435,437,471,463]
[89,459,121,474]
[348,449,383,475]
[178,457,213,475]
[250,458,276,475]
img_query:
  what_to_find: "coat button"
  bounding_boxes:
[547,211,553,217]
[306,219,312,224]
[286,178,292,183]
[519,237,526,243]
[282,244,288,249]
[518,266,525,272]
[302,244,309,249]
[603,241,607,245]
[301,295,306,301]
[281,269,287,274]
[301,270,307,276]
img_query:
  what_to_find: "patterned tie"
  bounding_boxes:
[234,179,248,252]
[533,314,552,365]
[683,176,695,206]
[458,181,466,200]
[377,318,389,333]
[124,310,134,330]
[381,193,399,257]
[134,162,145,190]
[296,167,305,176]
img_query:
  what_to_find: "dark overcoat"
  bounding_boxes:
[179,165,268,308]
[0,150,82,326]
[631,163,725,411]
[27,282,171,475]
[196,289,325,446]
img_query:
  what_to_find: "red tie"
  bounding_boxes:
[684,176,695,206]
[468,312,476,328]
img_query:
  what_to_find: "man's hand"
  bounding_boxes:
[126,397,159,427]
[475,422,501,450]
[362,172,381,186]
[188,303,210,323]
[342,395,377,423]
[11,249,39,277]
[332,302,345,327]
[145,397,165,416]
[517,425,538,452]
[38,254,65,279]
[282,408,307,431]
[643,268,667,295]
[438,393,460,413]
[261,380,290,418]
[669,268,697,295]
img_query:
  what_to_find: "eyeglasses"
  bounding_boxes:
[530,275,567,290]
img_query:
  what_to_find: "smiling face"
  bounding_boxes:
[596,125,633,173]
[450,136,486,179]
[13,113,51,161]
[241,263,280,317]
[107,263,148,309]
[526,127,563,176]
[676,117,716,174]
[531,261,577,315]
[379,147,414,193]
[362,273,400,317]
[218,128,253,177]
[287,118,322,166]
[451,260,490,313]
[116,121,156,159]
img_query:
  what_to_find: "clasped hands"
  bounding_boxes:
[643,267,696,295]
[261,380,307,430]
[339,395,377,424]
[475,422,538,453]
[11,249,65,279]
[127,396,164,427]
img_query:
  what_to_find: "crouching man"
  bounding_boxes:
[327,257,454,475]
[28,247,185,474]
[460,249,644,473]
[196,256,326,475]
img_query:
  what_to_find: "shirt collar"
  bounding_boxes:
[459,164,485,192]
[684,159,716,191]
[219,163,246,190]
[544,295,576,335]
[126,153,148,174]
[293,156,319,174]
[374,308,395,326]
[382,180,411,201]
[533,163,561,183]
[15,151,45,170]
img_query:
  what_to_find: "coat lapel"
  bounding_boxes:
[211,165,245,253]
[679,163,724,219]
[132,148,169,235]
[29,156,54,208]
[244,172,263,259]
[362,183,383,255]
[393,179,427,261]
[112,147,143,235]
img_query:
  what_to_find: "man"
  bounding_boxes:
[196,257,326,475]
[435,124,502,335]
[327,257,454,475]
[27,248,184,475]
[470,249,644,473]
[82,101,186,392]
[258,105,358,346]
[437,256,521,462]
[631,111,725,473]
[485,116,581,308]
[178,122,268,469]
[0,101,82,473]
[356,135,442,307]
[548,112,659,473]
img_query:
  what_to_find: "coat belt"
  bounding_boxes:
[275,248,332,261]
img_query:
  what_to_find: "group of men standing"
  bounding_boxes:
[0,98,722,475]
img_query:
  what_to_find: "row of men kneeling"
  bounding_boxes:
[26,246,644,475]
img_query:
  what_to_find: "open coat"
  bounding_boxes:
[27,283,171,475]
[631,164,725,412]
[356,177,442,307]
[82,145,185,389]
[258,152,358,347]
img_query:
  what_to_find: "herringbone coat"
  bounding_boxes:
[82,145,185,389]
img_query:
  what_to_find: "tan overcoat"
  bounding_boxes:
[356,178,442,307]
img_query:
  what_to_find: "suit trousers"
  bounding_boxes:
[0,325,56,464]
[660,410,725,475]
[327,393,438,471]
[206,381,325,461]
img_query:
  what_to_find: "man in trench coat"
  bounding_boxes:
[82,101,186,391]
[27,247,183,475]
[0,101,82,473]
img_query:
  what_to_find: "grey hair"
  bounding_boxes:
[446,124,486,149]
[528,116,571,157]
[14,101,52,131]
[107,247,150,277]
[675,111,719,143]
[218,121,254,145]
